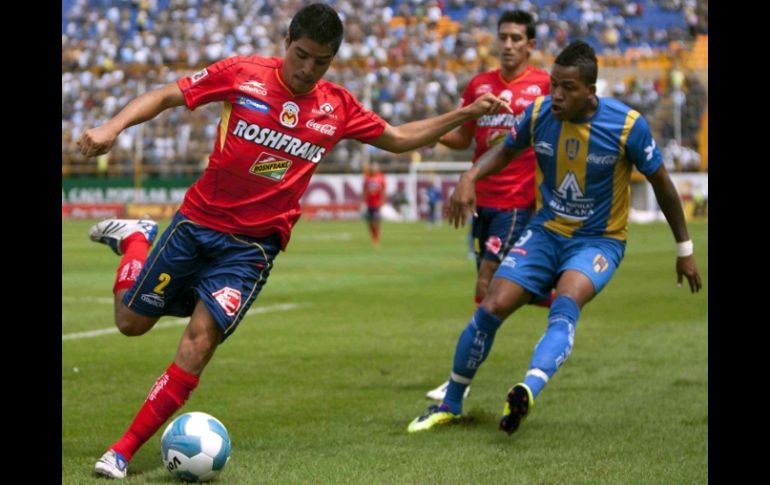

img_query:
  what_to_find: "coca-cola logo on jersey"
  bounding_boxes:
[306,120,337,136]
[515,97,533,109]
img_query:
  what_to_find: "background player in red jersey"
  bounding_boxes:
[363,162,386,245]
[76,3,512,479]
[426,10,552,401]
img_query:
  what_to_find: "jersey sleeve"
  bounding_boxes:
[503,102,534,150]
[624,114,663,175]
[340,91,387,143]
[177,57,240,110]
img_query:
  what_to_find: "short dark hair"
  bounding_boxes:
[497,10,536,40]
[554,40,598,85]
[288,3,344,54]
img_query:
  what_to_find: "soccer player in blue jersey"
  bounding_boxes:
[407,40,702,434]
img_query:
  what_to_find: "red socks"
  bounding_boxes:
[110,363,200,461]
[113,233,151,293]
[474,295,483,311]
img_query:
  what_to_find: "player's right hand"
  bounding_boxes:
[676,255,702,293]
[447,175,477,228]
[467,92,513,118]
[76,125,119,158]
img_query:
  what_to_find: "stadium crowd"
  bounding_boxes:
[62,0,708,176]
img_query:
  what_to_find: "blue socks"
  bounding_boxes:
[441,295,582,414]
[524,295,581,398]
[444,306,502,414]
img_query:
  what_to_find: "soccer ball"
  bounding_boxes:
[161,412,231,482]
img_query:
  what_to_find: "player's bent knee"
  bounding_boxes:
[115,318,150,336]
[480,294,517,320]
[114,308,157,336]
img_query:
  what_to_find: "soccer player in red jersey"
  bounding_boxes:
[76,3,512,479]
[363,162,386,245]
[426,10,552,402]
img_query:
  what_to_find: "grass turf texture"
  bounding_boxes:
[63,219,707,484]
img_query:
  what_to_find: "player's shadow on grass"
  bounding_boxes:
[462,407,502,428]
[120,451,181,483]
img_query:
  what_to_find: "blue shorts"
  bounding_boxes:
[365,207,381,222]
[427,202,440,222]
[495,225,626,301]
[472,206,532,268]
[123,211,281,340]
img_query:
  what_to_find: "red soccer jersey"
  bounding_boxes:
[177,56,386,249]
[460,66,550,210]
[363,172,386,208]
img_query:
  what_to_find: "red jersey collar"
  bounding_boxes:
[273,59,318,98]
[497,65,532,85]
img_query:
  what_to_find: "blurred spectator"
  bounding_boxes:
[389,186,409,218]
[62,0,707,176]
[662,139,701,172]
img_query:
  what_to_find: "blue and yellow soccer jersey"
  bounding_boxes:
[504,96,662,240]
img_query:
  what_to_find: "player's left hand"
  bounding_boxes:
[676,255,702,293]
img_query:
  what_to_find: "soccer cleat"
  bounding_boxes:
[94,449,128,479]
[407,404,460,433]
[89,218,158,255]
[425,380,471,401]
[499,383,534,435]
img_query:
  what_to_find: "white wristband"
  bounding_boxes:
[676,240,694,258]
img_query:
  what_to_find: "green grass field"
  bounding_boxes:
[62,219,707,484]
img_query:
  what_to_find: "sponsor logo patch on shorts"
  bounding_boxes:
[485,236,502,255]
[501,254,518,269]
[212,287,242,317]
[140,293,165,308]
[593,254,609,273]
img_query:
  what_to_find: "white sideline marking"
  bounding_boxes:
[62,296,115,305]
[62,303,300,341]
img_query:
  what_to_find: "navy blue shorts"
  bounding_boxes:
[365,207,381,222]
[472,206,532,268]
[496,225,626,301]
[123,211,281,340]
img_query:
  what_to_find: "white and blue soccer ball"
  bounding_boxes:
[161,412,231,482]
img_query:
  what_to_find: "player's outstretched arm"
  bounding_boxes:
[77,83,186,158]
[645,164,702,293]
[437,124,474,150]
[446,143,522,228]
[370,92,511,154]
